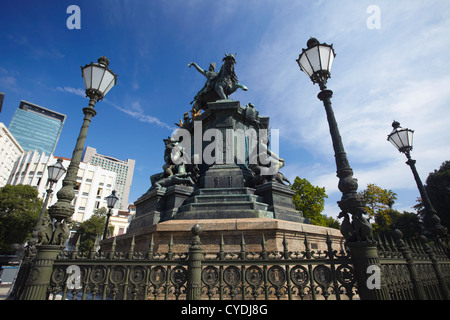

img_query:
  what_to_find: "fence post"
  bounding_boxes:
[347,242,389,300]
[420,235,450,300]
[187,224,202,300]
[20,245,61,300]
[393,230,427,299]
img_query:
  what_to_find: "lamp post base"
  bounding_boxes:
[20,245,62,300]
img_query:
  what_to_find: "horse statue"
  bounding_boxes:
[189,53,248,111]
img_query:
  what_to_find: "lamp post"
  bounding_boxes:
[20,57,117,300]
[46,56,117,245]
[296,38,389,300]
[9,158,66,300]
[28,158,66,249]
[387,120,447,237]
[103,190,119,240]
[296,38,367,226]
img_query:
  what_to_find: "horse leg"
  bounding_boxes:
[215,83,228,100]
[229,83,248,94]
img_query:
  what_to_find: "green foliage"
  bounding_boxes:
[0,184,43,252]
[359,183,423,237]
[424,160,450,229]
[359,183,397,219]
[391,211,423,238]
[358,183,398,235]
[291,177,338,229]
[76,207,109,254]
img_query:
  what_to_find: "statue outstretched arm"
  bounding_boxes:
[188,62,206,76]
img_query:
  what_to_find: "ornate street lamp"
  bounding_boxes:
[103,190,119,240]
[37,158,67,224]
[296,37,335,90]
[296,38,367,226]
[27,158,66,253]
[19,57,117,300]
[297,38,389,300]
[46,57,117,245]
[387,120,447,237]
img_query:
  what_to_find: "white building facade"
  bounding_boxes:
[0,122,24,187]
[7,150,117,223]
[82,146,135,211]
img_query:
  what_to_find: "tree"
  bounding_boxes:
[391,211,423,239]
[358,183,398,235]
[424,160,450,229]
[291,177,338,228]
[0,184,43,252]
[76,207,110,254]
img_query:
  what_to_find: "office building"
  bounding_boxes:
[0,122,24,187]
[8,100,66,155]
[8,150,117,223]
[82,146,135,211]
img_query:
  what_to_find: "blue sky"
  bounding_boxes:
[1,0,449,220]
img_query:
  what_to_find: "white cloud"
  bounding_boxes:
[55,84,174,131]
[56,86,85,97]
[108,99,175,131]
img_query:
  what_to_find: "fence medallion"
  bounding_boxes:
[90,266,107,284]
[313,265,332,287]
[336,265,355,285]
[51,267,66,284]
[224,266,241,286]
[290,266,309,287]
[149,266,166,286]
[202,266,219,286]
[110,266,127,284]
[130,266,146,285]
[268,266,286,286]
[171,266,187,286]
[246,266,263,286]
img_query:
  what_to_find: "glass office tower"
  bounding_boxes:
[8,101,66,155]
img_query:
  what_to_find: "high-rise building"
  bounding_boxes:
[82,146,135,210]
[8,100,66,155]
[0,122,24,187]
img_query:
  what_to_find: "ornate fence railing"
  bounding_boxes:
[377,231,450,300]
[47,227,358,300]
[14,224,450,300]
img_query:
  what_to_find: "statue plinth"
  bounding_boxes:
[127,100,307,230]
[102,218,344,255]
[128,185,194,232]
[255,181,309,223]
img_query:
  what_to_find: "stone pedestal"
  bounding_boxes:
[103,218,344,255]
[175,187,273,220]
[128,185,194,232]
[255,181,309,223]
[127,100,307,229]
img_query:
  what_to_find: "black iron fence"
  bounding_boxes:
[377,232,450,300]
[11,224,450,300]
[47,229,358,300]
